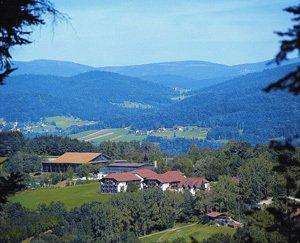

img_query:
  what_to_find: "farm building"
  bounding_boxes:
[100,168,210,194]
[42,152,111,172]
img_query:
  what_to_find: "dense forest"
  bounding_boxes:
[134,64,300,144]
[1,62,299,146]
[0,131,299,242]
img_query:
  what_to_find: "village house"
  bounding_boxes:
[100,172,142,193]
[142,170,186,191]
[100,168,210,194]
[206,211,242,228]
[42,152,111,173]
[178,177,210,195]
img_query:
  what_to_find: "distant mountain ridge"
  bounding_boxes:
[12,59,95,77]
[12,58,300,89]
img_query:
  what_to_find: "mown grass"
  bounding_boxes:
[140,223,235,243]
[10,182,110,209]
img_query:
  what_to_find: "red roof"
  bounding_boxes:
[132,168,158,178]
[145,170,186,183]
[160,171,186,182]
[207,211,224,218]
[102,172,141,182]
[178,177,209,188]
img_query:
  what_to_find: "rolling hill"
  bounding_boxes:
[133,63,300,143]
[0,71,175,123]
[12,59,95,77]
[11,58,300,90]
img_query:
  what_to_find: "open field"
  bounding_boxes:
[10,182,110,209]
[111,100,152,109]
[152,127,208,140]
[71,128,146,143]
[44,116,95,129]
[70,127,208,144]
[140,223,235,243]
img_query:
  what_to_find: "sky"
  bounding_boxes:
[12,0,299,67]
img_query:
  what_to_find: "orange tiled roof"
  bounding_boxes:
[145,170,186,183]
[102,172,141,182]
[53,152,102,164]
[178,177,209,188]
[132,168,158,178]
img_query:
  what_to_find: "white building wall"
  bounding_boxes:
[160,183,170,191]
[117,182,127,192]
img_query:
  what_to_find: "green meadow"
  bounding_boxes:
[140,223,235,243]
[10,182,110,209]
[45,116,95,129]
[70,127,208,144]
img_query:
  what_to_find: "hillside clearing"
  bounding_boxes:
[45,116,95,129]
[140,223,235,243]
[70,127,208,144]
[10,182,110,209]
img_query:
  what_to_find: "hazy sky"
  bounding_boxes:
[12,0,298,66]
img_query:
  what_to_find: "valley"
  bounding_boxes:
[1,59,299,151]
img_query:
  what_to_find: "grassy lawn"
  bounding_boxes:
[140,223,235,243]
[10,182,110,210]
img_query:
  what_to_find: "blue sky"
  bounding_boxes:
[12,0,298,66]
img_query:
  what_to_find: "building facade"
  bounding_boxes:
[100,168,210,194]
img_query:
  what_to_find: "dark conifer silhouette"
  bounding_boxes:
[264,4,300,95]
[0,0,64,84]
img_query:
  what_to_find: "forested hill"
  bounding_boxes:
[133,63,300,143]
[12,58,300,89]
[0,71,175,122]
[12,59,95,77]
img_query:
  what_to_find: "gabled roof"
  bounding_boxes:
[207,211,225,218]
[102,172,141,182]
[53,152,102,164]
[132,168,158,178]
[144,170,186,183]
[178,177,209,188]
[160,171,186,182]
